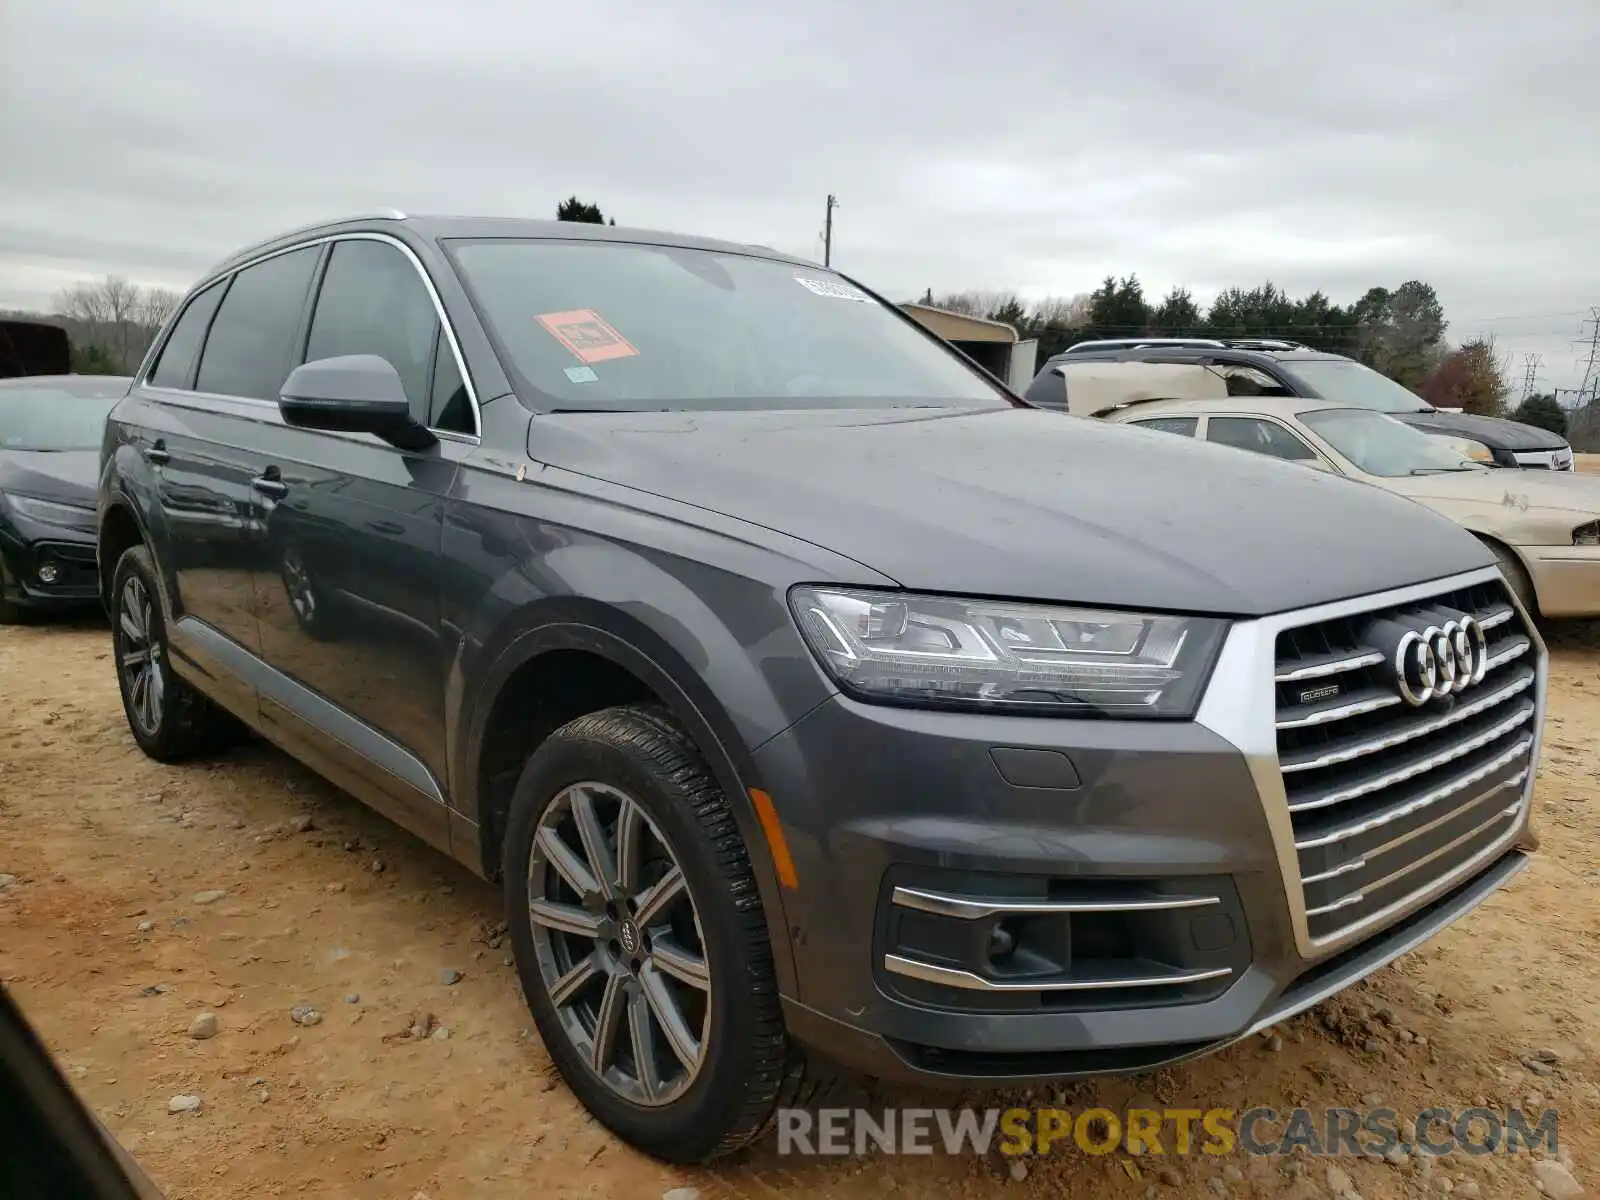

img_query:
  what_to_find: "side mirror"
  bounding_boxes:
[278,355,436,452]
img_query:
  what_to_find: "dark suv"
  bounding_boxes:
[98,215,1545,1163]
[1029,342,1575,470]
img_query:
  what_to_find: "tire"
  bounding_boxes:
[503,704,817,1163]
[1482,538,1538,617]
[110,544,243,761]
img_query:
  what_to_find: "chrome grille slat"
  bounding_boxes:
[1276,688,1402,730]
[1286,701,1535,812]
[1309,786,1521,881]
[1303,801,1520,918]
[1279,668,1534,774]
[1272,577,1536,944]
[1295,744,1529,850]
[1275,649,1386,683]
[1478,606,1515,630]
[1485,636,1530,670]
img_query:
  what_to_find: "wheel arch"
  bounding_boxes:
[459,598,799,995]
[1469,530,1539,616]
[96,498,147,609]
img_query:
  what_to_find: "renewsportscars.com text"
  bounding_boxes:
[776,1105,1560,1158]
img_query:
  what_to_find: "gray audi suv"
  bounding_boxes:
[97,214,1545,1162]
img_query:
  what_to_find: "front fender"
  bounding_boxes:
[456,597,823,998]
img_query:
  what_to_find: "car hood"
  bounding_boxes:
[1386,467,1600,523]
[1398,410,1567,451]
[0,449,99,506]
[527,406,1493,616]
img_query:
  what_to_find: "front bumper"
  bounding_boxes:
[0,524,101,611]
[1509,447,1574,471]
[1522,544,1600,617]
[752,566,1543,1085]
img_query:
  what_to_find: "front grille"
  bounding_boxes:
[1273,579,1536,944]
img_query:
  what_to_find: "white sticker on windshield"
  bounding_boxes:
[564,365,599,383]
[794,274,870,302]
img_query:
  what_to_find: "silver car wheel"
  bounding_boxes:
[526,781,711,1107]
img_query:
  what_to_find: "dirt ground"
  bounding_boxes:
[2,611,1599,1200]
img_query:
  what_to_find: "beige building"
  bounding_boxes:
[899,304,1037,392]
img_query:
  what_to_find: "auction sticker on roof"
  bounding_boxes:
[536,309,639,363]
[794,275,871,302]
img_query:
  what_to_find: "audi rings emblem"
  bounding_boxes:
[1393,615,1487,706]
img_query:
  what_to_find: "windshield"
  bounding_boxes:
[1286,359,1431,414]
[0,382,124,451]
[448,239,1009,412]
[1301,408,1486,477]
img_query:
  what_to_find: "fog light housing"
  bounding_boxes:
[36,560,59,584]
[986,922,1015,963]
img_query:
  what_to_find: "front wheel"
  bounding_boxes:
[502,705,812,1163]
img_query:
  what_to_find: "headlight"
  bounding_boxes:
[1575,520,1600,547]
[3,493,96,527]
[788,586,1228,718]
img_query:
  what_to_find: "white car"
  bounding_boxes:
[1097,396,1600,617]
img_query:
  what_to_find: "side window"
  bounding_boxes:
[1131,416,1198,437]
[305,240,439,423]
[195,247,320,401]
[428,329,475,434]
[148,280,227,390]
[1207,416,1318,461]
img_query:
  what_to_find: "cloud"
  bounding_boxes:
[3,0,1597,387]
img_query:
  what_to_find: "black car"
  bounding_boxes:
[99,215,1538,1163]
[1029,343,1575,470]
[0,375,131,621]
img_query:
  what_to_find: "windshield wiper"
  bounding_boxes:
[1409,466,1479,475]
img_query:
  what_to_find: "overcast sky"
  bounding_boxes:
[2,0,1597,392]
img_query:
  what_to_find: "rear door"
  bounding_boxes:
[249,234,473,851]
[1204,415,1329,467]
[131,247,322,712]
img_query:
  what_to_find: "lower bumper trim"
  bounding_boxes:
[883,954,1233,993]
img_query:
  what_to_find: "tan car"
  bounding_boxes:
[1095,396,1600,617]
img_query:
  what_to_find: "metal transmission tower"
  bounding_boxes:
[1520,353,1543,401]
[1578,308,1600,404]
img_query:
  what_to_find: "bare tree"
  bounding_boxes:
[138,287,182,332]
[54,275,177,373]
[1030,293,1093,328]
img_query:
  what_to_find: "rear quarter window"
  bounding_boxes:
[148,280,227,390]
[195,247,320,401]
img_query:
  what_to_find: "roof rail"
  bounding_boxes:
[1062,336,1316,356]
[1061,338,1227,354]
[1215,337,1312,351]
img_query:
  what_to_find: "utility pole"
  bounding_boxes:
[823,194,839,267]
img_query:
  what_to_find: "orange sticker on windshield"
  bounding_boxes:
[536,309,639,364]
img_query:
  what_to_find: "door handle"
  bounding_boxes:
[143,439,170,465]
[251,474,289,500]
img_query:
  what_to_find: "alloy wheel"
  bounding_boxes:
[527,782,711,1107]
[117,574,164,737]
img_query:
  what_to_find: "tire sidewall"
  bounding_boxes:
[110,545,178,756]
[503,718,765,1160]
